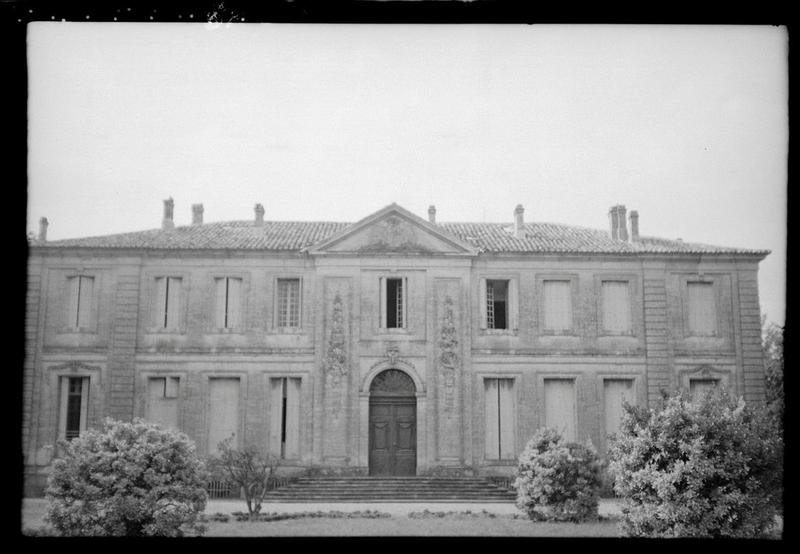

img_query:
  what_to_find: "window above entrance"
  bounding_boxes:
[370,369,416,396]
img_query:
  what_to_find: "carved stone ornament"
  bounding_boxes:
[359,216,431,253]
[386,344,400,366]
[370,369,415,396]
[324,293,347,388]
[49,360,101,373]
[438,296,458,411]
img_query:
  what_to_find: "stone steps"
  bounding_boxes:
[263,477,517,503]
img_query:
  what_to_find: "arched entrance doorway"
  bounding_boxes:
[369,369,417,476]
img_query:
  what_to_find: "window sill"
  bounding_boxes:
[209,328,244,335]
[146,328,184,335]
[270,327,305,335]
[58,327,97,335]
[376,328,411,334]
[540,330,576,336]
[598,331,636,338]
[480,329,519,336]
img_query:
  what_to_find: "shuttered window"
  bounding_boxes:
[380,277,407,329]
[60,376,89,440]
[67,276,94,329]
[602,281,631,334]
[269,377,301,459]
[603,379,634,440]
[207,378,240,455]
[154,277,182,330]
[277,279,301,328]
[544,379,576,441]
[687,282,717,336]
[484,378,516,460]
[146,377,180,430]
[215,277,242,329]
[543,280,572,331]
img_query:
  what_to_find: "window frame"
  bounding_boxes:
[476,371,520,465]
[538,374,579,442]
[478,275,519,335]
[683,278,719,338]
[378,275,409,332]
[204,374,245,454]
[209,273,248,333]
[64,273,98,333]
[58,375,89,441]
[273,277,304,332]
[537,274,578,335]
[144,375,181,430]
[267,375,304,461]
[598,278,635,336]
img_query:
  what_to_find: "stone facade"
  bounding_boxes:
[23,203,769,494]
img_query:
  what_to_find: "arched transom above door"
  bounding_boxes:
[369,369,416,396]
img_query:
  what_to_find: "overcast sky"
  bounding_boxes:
[27,23,787,325]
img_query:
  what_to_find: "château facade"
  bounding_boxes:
[23,201,769,495]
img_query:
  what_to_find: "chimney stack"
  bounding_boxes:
[38,217,48,242]
[162,197,174,230]
[428,205,436,224]
[609,204,629,241]
[191,204,204,225]
[629,210,639,242]
[514,204,525,238]
[254,203,265,226]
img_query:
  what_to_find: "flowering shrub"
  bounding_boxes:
[45,418,208,536]
[608,389,783,538]
[514,428,603,522]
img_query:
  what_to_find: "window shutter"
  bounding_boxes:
[379,277,387,328]
[165,376,180,398]
[208,378,239,455]
[268,379,283,456]
[544,281,571,331]
[602,281,630,333]
[166,278,182,330]
[77,277,94,329]
[478,278,488,330]
[544,379,576,441]
[59,377,70,439]
[67,276,80,328]
[285,378,301,459]
[79,377,89,436]
[484,379,499,459]
[687,282,716,335]
[226,278,242,329]
[215,278,227,329]
[508,279,519,331]
[498,379,516,459]
[603,379,634,440]
[154,277,167,327]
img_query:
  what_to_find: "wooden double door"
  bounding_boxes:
[368,397,417,476]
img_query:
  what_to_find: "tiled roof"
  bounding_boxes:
[33,219,769,256]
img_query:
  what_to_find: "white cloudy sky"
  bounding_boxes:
[27,23,787,324]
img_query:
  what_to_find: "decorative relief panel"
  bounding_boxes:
[324,293,347,390]
[438,296,458,413]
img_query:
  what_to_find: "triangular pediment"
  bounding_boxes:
[306,203,478,256]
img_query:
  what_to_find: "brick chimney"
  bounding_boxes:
[609,205,629,241]
[254,203,265,226]
[191,203,203,225]
[629,210,639,242]
[428,205,436,224]
[162,197,174,230]
[38,217,48,242]
[514,204,525,238]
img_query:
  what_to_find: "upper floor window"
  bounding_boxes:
[60,376,89,440]
[543,280,572,332]
[486,280,508,329]
[601,280,631,334]
[153,277,182,330]
[215,277,242,330]
[67,275,94,329]
[380,277,407,329]
[276,278,301,329]
[687,281,717,336]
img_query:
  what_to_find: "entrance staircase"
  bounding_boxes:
[263,477,517,503]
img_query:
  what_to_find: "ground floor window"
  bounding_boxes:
[543,378,576,441]
[146,376,180,430]
[689,378,719,401]
[484,378,516,460]
[603,379,635,440]
[270,377,301,459]
[60,376,89,440]
[207,377,240,455]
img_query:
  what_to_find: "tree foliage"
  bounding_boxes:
[207,436,280,517]
[762,318,784,434]
[609,389,783,538]
[514,427,604,523]
[45,418,208,536]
